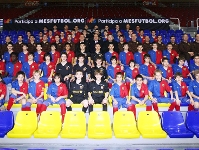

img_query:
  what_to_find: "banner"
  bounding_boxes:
[3,18,170,31]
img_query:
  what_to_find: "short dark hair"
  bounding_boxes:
[28,52,34,57]
[178,57,185,62]
[144,54,151,59]
[54,73,62,80]
[174,72,182,78]
[16,71,25,78]
[77,54,85,59]
[135,74,143,80]
[162,57,169,62]
[110,56,117,61]
[43,52,52,61]
[10,52,18,58]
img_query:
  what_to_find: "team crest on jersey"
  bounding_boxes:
[0,89,2,92]
[16,65,19,68]
[69,54,71,56]
[32,66,34,68]
[101,86,104,89]
[122,87,124,90]
[182,86,184,88]
[41,55,44,57]
[162,84,164,87]
[49,65,52,68]
[83,67,87,71]
[142,90,144,93]
[134,70,137,73]
[168,70,170,72]
[116,68,119,70]
[80,85,83,89]
[183,68,186,70]
[172,53,174,56]
[66,66,69,70]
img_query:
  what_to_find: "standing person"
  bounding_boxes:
[26,70,45,115]
[62,43,75,65]
[34,43,45,65]
[49,43,60,66]
[148,42,163,66]
[6,71,28,111]
[134,44,147,65]
[3,42,14,63]
[0,74,7,110]
[18,44,29,64]
[88,70,109,113]
[163,43,179,65]
[39,73,68,123]
[104,43,118,66]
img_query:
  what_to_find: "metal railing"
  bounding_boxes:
[170,18,181,30]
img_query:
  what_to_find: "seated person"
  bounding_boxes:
[163,43,179,65]
[39,73,68,123]
[105,43,118,66]
[130,74,152,117]
[172,72,194,111]
[7,71,28,111]
[0,74,6,110]
[66,70,88,113]
[88,70,109,113]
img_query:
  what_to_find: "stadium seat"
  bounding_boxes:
[186,111,199,138]
[161,111,194,138]
[137,111,167,138]
[0,111,14,138]
[113,111,140,138]
[60,111,86,138]
[34,111,61,138]
[88,111,112,139]
[7,111,37,138]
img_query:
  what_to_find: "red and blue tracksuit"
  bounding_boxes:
[40,82,68,121]
[3,62,22,84]
[134,51,146,65]
[22,62,39,79]
[158,65,173,80]
[0,82,7,107]
[0,61,5,75]
[163,50,178,64]
[50,51,60,64]
[7,80,28,111]
[172,64,191,85]
[26,80,45,113]
[105,51,118,65]
[189,80,199,103]
[18,52,28,64]
[189,63,199,73]
[107,65,122,84]
[139,64,155,85]
[119,51,134,70]
[148,50,162,65]
[39,62,55,83]
[3,51,12,63]
[130,83,152,117]
[34,51,45,64]
[125,67,139,92]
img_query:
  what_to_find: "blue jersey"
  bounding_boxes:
[3,51,11,63]
[18,52,28,64]
[47,82,68,97]
[131,83,149,98]
[172,81,188,97]
[104,51,118,64]
[189,63,199,72]
[189,80,199,97]
[134,51,146,65]
[110,83,128,98]
[28,80,45,98]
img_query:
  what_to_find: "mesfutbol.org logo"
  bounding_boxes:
[87,17,96,23]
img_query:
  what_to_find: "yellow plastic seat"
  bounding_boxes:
[7,111,37,138]
[113,111,140,138]
[60,111,86,138]
[88,111,112,139]
[137,111,167,138]
[34,111,61,138]
[44,83,48,100]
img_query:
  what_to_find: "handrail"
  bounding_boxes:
[197,18,199,31]
[170,18,181,30]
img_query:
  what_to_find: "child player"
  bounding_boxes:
[66,70,88,113]
[107,56,123,88]
[19,44,29,64]
[26,70,45,115]
[163,43,179,65]
[0,74,6,110]
[148,69,177,116]
[130,74,152,117]
[110,72,131,114]
[148,42,162,66]
[50,43,60,65]
[119,42,134,70]
[3,42,13,63]
[39,73,68,123]
[189,70,199,111]
[105,43,118,66]
[125,60,139,92]
[90,43,105,67]
[34,43,45,65]
[6,71,28,111]
[172,72,194,111]
[62,43,75,65]
[134,44,146,65]
[173,57,193,85]
[88,70,109,113]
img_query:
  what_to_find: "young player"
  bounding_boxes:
[62,43,75,64]
[158,58,173,84]
[107,56,123,88]
[3,52,22,85]
[22,52,39,82]
[7,71,28,111]
[55,52,72,88]
[34,43,45,65]
[189,70,199,111]
[18,44,29,64]
[40,73,68,122]
[90,43,105,67]
[75,42,91,66]
[172,72,194,111]
[66,70,88,113]
[125,60,139,92]
[0,56,5,76]
[72,54,91,82]
[139,54,156,84]
[190,54,199,73]
[50,43,60,65]
[39,52,55,83]
[119,42,134,70]
[173,57,193,85]
[110,72,131,114]
[3,42,14,63]
[148,69,177,116]
[26,70,45,114]
[105,43,118,66]
[130,74,152,117]
[163,43,179,64]
[0,74,6,110]
[88,70,109,113]
[134,44,147,65]
[91,57,107,81]
[148,42,163,66]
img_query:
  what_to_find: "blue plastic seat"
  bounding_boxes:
[161,111,194,138]
[0,111,14,138]
[186,111,199,138]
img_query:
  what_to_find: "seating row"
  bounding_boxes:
[0,111,198,139]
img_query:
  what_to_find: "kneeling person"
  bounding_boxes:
[88,70,109,113]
